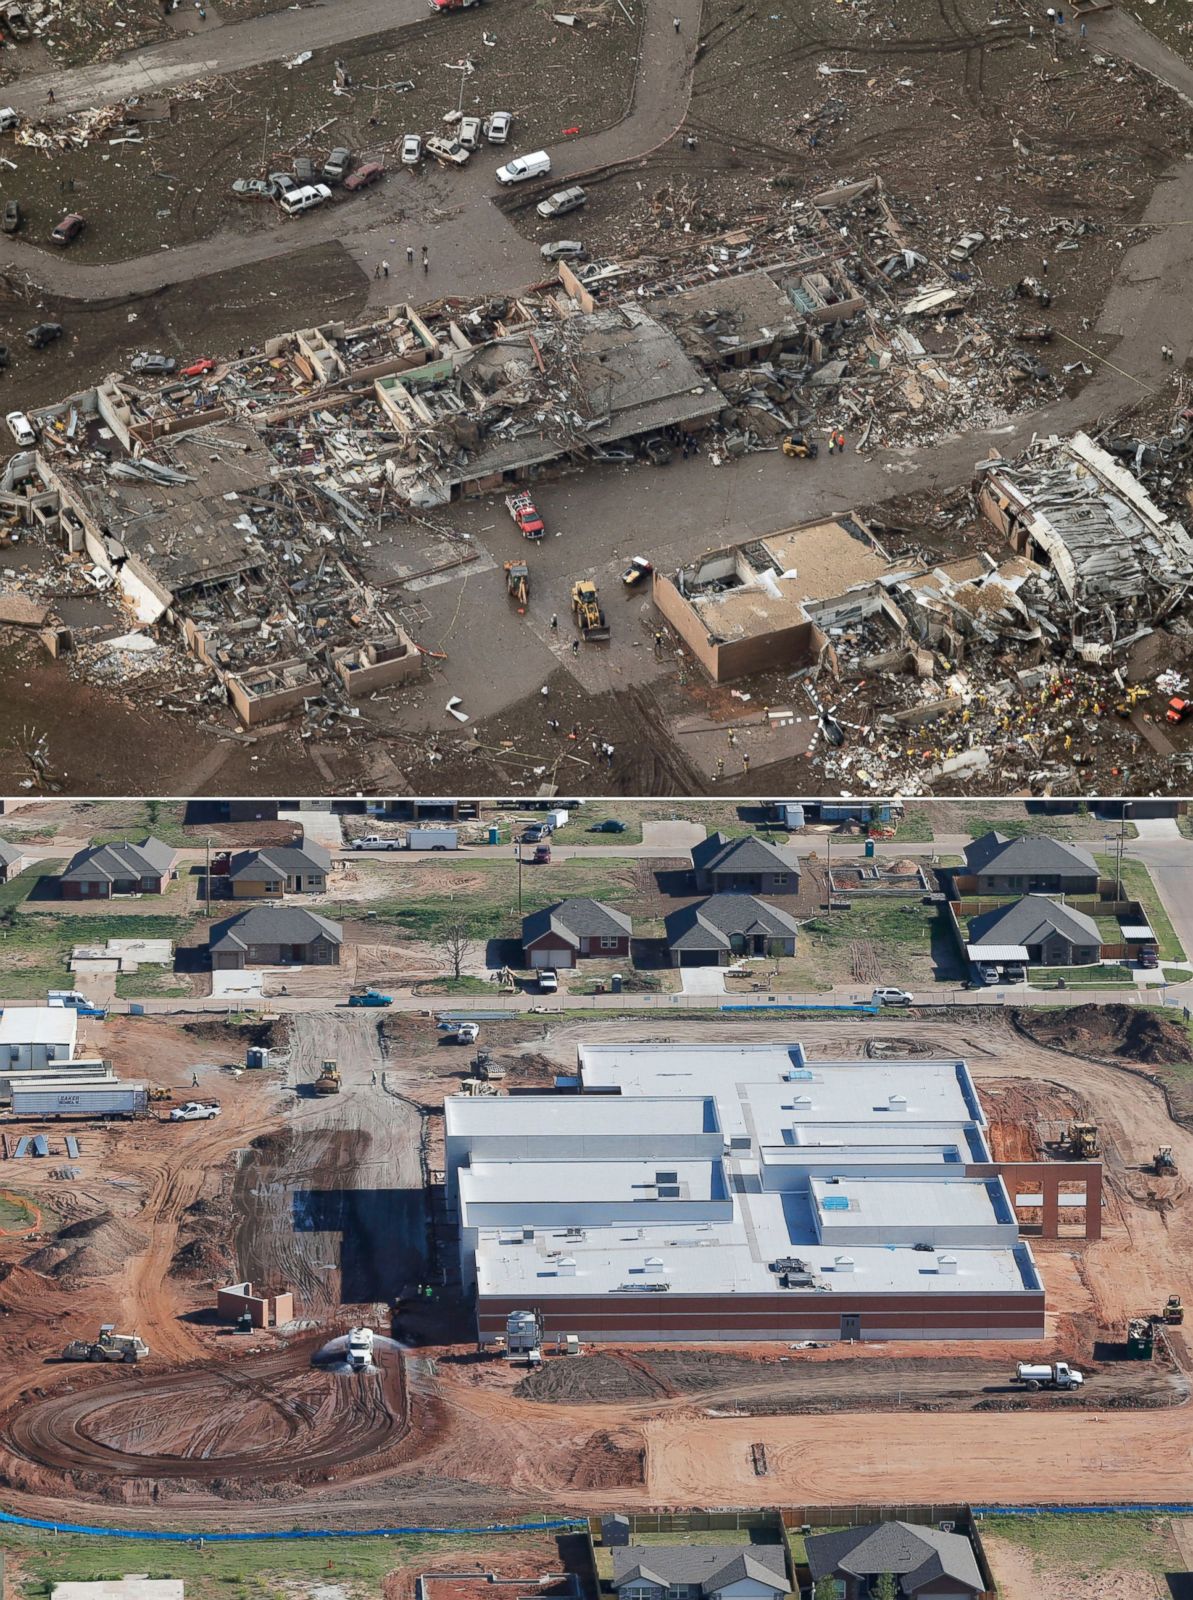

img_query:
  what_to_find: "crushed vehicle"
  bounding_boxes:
[5,410,35,445]
[458,116,482,150]
[50,213,84,246]
[344,160,384,191]
[426,136,470,167]
[323,147,354,184]
[232,178,276,200]
[1,199,19,233]
[401,133,423,165]
[948,230,986,261]
[621,557,653,587]
[485,110,512,143]
[130,352,177,376]
[540,239,586,260]
[26,322,63,349]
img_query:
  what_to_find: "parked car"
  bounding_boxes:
[170,1102,221,1121]
[268,172,297,195]
[344,160,384,191]
[537,968,559,994]
[348,989,393,1007]
[279,182,331,216]
[1002,966,1028,984]
[453,1022,480,1044]
[872,986,914,1007]
[181,356,216,377]
[25,322,63,349]
[535,183,585,218]
[485,110,512,143]
[457,115,482,151]
[50,212,84,246]
[521,823,551,842]
[401,133,423,165]
[974,963,1000,986]
[130,352,177,376]
[5,410,35,446]
[498,149,551,184]
[426,135,469,166]
[232,178,276,200]
[350,834,404,851]
[540,238,586,260]
[323,147,353,184]
[1,199,20,234]
[588,818,627,833]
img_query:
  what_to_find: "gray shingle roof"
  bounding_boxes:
[611,1544,788,1596]
[61,836,176,883]
[964,830,1097,878]
[209,906,343,952]
[968,893,1100,950]
[226,841,332,881]
[690,831,801,878]
[522,897,632,949]
[666,894,800,951]
[804,1521,982,1595]
[0,837,24,870]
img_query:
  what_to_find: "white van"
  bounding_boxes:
[279,182,332,216]
[496,149,550,184]
[458,115,482,151]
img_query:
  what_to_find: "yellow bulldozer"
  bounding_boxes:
[314,1060,341,1095]
[571,579,610,642]
[1163,1294,1184,1326]
[1065,1122,1101,1159]
[504,560,529,613]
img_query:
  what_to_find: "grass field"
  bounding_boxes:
[0,908,199,999]
[892,810,934,842]
[981,1511,1182,1598]
[358,858,644,938]
[1,1528,573,1600]
[1094,855,1185,961]
[87,801,193,849]
[793,900,950,988]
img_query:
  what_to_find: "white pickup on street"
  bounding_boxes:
[351,835,404,851]
[170,1102,221,1122]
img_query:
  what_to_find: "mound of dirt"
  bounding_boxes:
[25,1213,149,1284]
[1012,1004,1193,1066]
[182,1017,279,1049]
[565,1427,645,1488]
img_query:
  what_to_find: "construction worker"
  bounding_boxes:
[407,246,414,265]
[192,1071,199,1088]
[550,613,558,631]
[827,432,836,456]
[741,751,750,775]
[371,1070,377,1086]
[715,756,725,778]
[571,639,580,657]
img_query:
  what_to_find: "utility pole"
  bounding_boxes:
[204,836,211,919]
[514,844,523,918]
[826,828,833,915]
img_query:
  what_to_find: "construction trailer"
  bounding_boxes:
[9,1081,147,1119]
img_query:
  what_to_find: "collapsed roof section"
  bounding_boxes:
[977,431,1193,626]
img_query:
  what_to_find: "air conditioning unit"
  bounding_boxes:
[938,1520,955,1533]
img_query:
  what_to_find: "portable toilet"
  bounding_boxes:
[488,824,501,845]
[611,973,623,994]
[246,1046,270,1070]
[864,838,876,858]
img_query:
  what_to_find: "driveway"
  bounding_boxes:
[1133,818,1182,841]
[281,809,345,850]
[642,820,706,851]
[679,965,727,995]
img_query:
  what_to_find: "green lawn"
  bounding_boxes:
[113,971,190,998]
[892,810,934,842]
[86,801,193,848]
[981,1512,1180,1593]
[413,975,495,995]
[0,910,198,1000]
[549,805,645,845]
[357,858,645,938]
[1094,855,1185,961]
[1033,965,1136,987]
[0,861,65,910]
[1163,967,1191,985]
[0,1528,573,1600]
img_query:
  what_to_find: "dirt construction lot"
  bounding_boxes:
[1,1009,1193,1526]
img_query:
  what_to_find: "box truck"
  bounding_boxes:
[10,1081,148,1119]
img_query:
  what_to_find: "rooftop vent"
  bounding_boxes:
[888,1093,908,1112]
[557,1256,577,1277]
[937,1254,958,1276]
[834,1254,855,1273]
[643,1256,666,1279]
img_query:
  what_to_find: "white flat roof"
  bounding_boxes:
[810,1176,1008,1230]
[446,1093,720,1138]
[461,1158,725,1206]
[474,1186,1040,1299]
[966,944,1030,962]
[0,1007,78,1047]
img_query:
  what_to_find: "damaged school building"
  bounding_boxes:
[654,430,1193,691]
[0,227,861,728]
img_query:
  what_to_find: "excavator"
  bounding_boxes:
[571,579,610,642]
[504,560,529,614]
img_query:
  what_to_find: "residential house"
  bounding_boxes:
[964,832,1099,896]
[0,835,28,884]
[522,898,632,969]
[225,839,332,898]
[968,894,1102,968]
[803,1520,984,1599]
[691,833,801,895]
[610,1544,789,1600]
[59,837,177,899]
[665,894,799,967]
[208,907,343,969]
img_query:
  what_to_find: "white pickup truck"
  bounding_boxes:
[170,1102,221,1122]
[350,835,404,851]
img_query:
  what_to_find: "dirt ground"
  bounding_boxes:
[0,1010,1191,1524]
[9,4,638,267]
